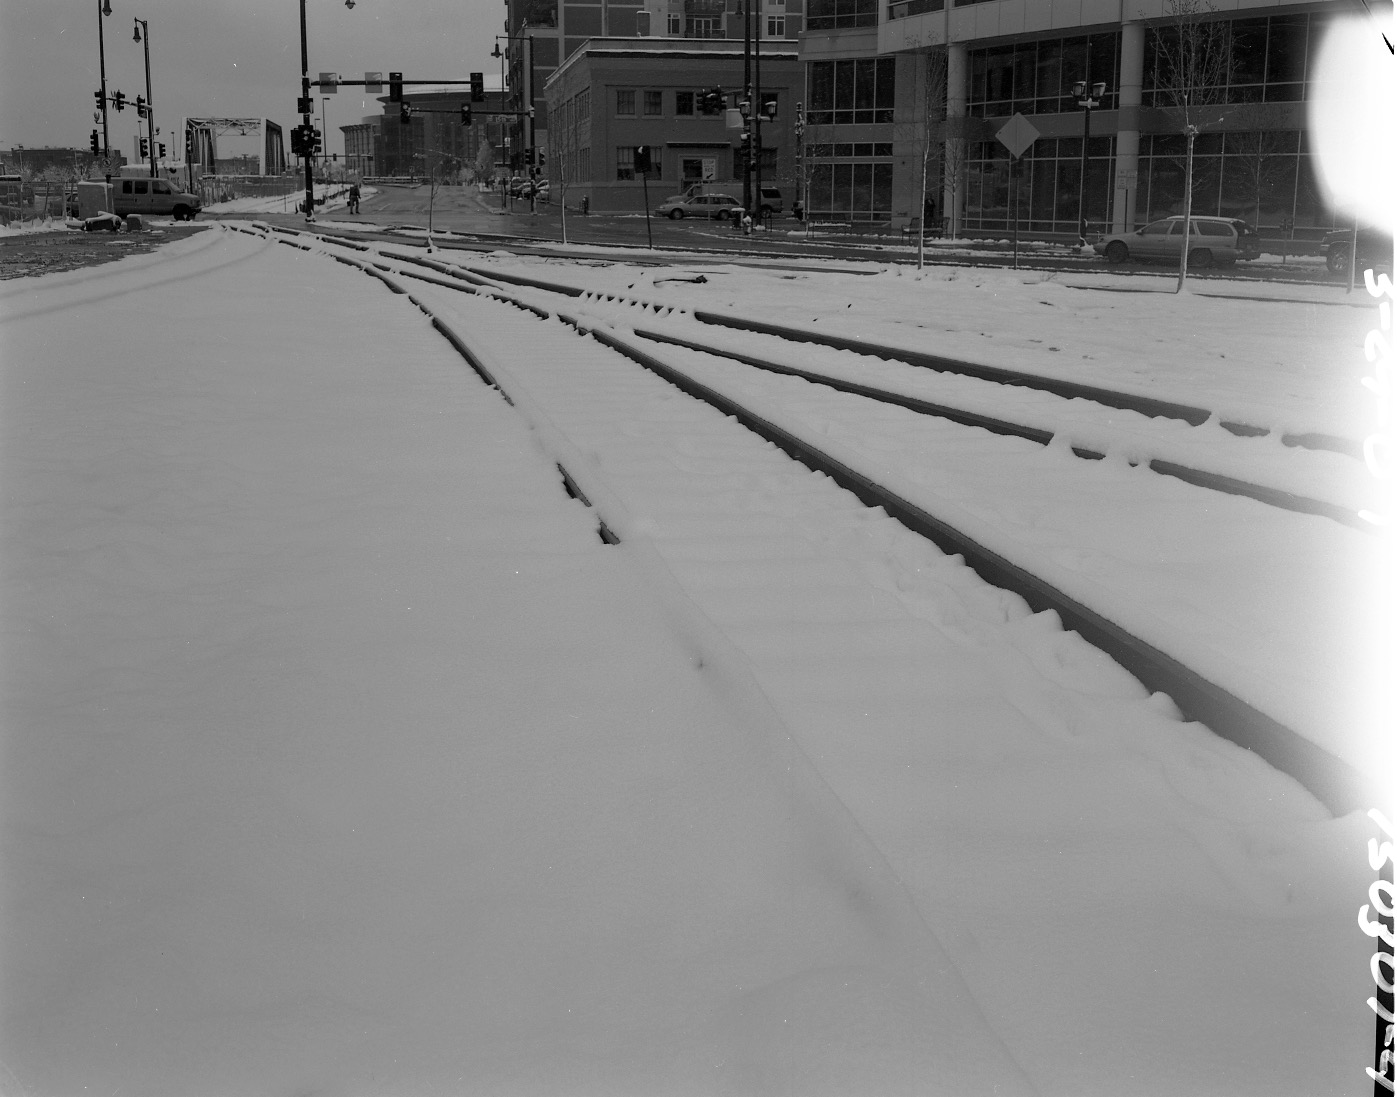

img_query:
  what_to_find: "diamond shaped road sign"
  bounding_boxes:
[996,112,1040,159]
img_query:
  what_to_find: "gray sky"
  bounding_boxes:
[0,0,508,159]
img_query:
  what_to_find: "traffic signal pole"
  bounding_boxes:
[299,0,315,221]
[134,19,156,178]
[96,0,110,158]
[742,1,751,214]
[753,9,762,228]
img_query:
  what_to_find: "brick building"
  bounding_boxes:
[545,37,802,211]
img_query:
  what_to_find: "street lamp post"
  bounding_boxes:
[133,17,155,178]
[1072,79,1106,248]
[492,39,508,209]
[97,0,112,159]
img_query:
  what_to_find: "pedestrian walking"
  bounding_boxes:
[348,184,360,215]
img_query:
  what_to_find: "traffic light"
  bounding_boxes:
[135,95,146,118]
[139,137,149,158]
[95,90,104,110]
[461,105,472,125]
[737,129,751,165]
[400,102,411,124]
[298,96,314,115]
[634,145,652,175]
[291,125,307,156]
[389,72,403,103]
[90,130,100,154]
[113,90,125,111]
[470,71,484,102]
[310,128,322,155]
[158,143,166,158]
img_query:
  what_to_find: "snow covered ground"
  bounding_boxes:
[0,224,1386,1096]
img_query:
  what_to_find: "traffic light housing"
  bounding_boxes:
[95,90,104,110]
[461,105,472,125]
[400,102,411,124]
[634,145,652,175]
[470,71,484,102]
[139,137,149,158]
[135,95,146,118]
[310,128,322,155]
[112,90,125,112]
[389,72,403,103]
[90,130,100,154]
[158,143,166,158]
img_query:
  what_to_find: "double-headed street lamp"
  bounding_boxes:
[133,17,156,178]
[1073,79,1106,247]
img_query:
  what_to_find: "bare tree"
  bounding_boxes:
[940,117,973,241]
[915,48,949,268]
[1151,0,1234,291]
[1223,101,1289,228]
[420,140,461,252]
[551,103,582,246]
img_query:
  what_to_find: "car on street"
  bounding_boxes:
[755,185,784,216]
[654,193,744,220]
[1321,227,1393,275]
[1094,215,1260,267]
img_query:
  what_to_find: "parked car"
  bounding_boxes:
[654,193,744,220]
[1094,215,1259,267]
[1321,227,1394,275]
[756,185,784,216]
[532,180,550,203]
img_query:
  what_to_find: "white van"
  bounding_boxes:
[112,176,202,221]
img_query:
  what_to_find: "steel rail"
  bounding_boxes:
[270,224,1372,531]
[254,223,1375,813]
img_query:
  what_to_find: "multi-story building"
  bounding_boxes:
[545,37,803,210]
[802,0,1384,233]
[507,0,802,185]
[341,118,381,177]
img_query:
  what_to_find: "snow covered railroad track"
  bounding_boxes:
[245,221,1375,818]
[265,223,1370,534]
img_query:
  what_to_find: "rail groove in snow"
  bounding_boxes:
[254,221,1371,816]
[268,224,1369,535]
[242,222,619,546]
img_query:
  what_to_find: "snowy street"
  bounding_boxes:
[0,224,1384,1095]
